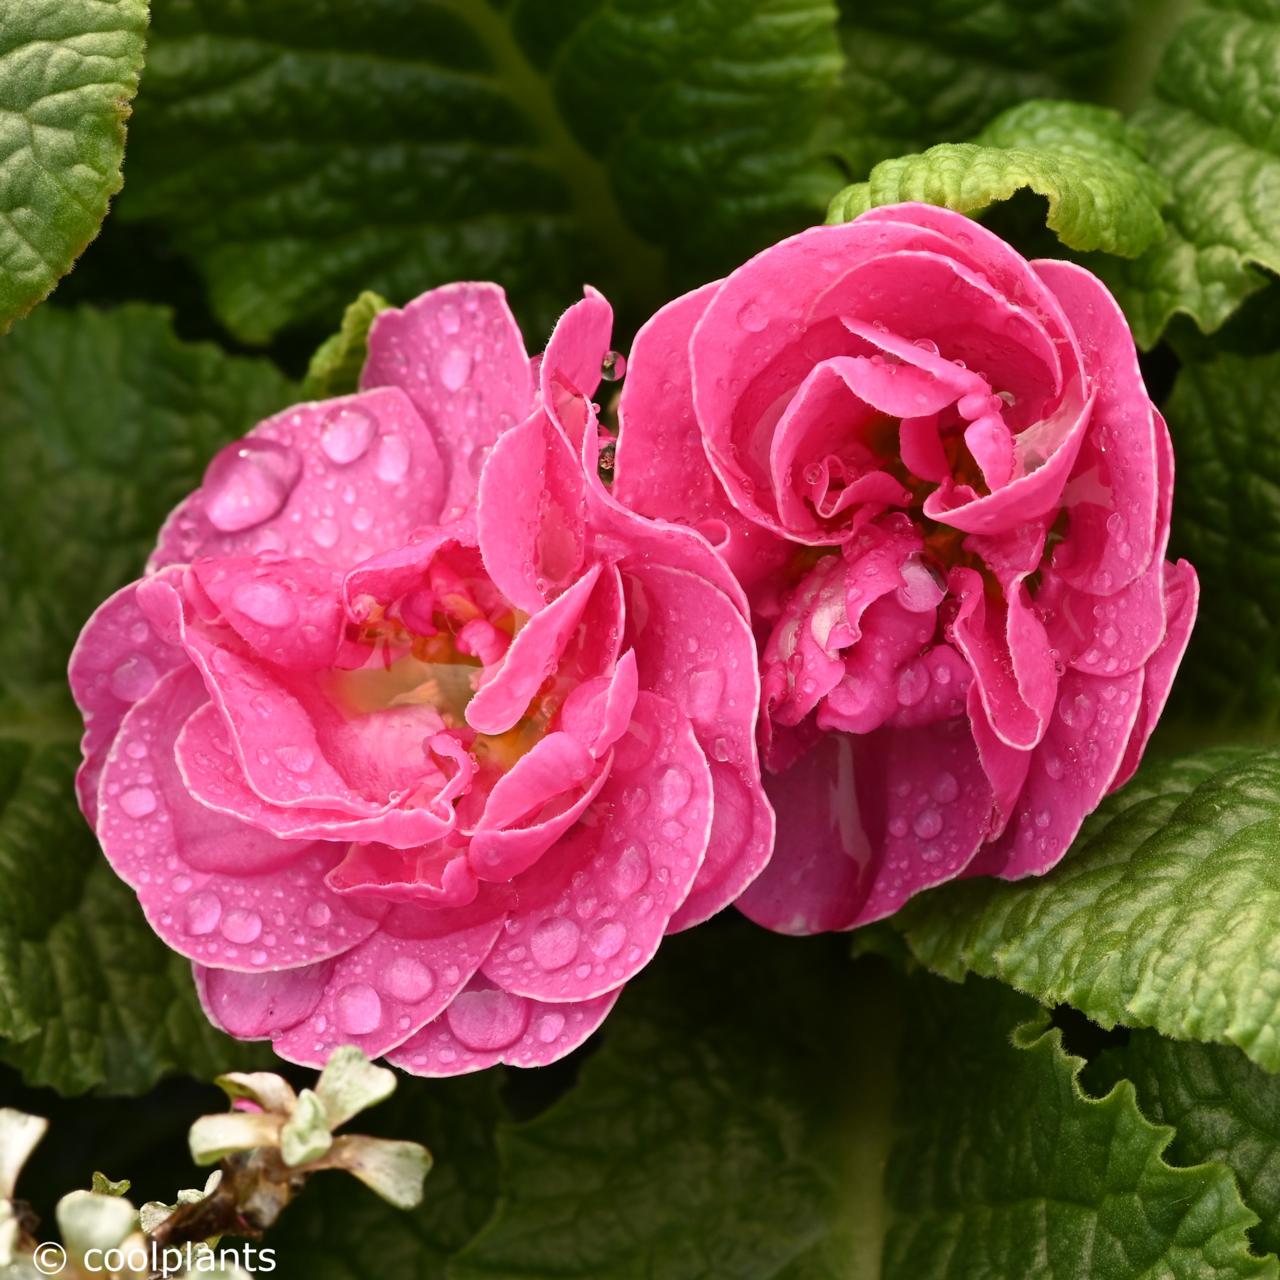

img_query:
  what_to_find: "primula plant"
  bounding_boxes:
[3,1,1280,1277]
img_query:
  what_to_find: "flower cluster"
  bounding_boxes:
[72,203,1195,1072]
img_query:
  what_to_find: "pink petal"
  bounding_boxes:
[196,963,335,1039]
[150,388,446,571]
[540,286,612,449]
[326,840,480,907]
[387,977,620,1076]
[361,282,534,519]
[480,692,712,1000]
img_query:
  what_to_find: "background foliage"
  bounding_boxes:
[3,0,1280,1275]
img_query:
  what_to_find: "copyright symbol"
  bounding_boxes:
[33,1241,67,1274]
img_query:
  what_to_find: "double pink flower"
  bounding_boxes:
[72,203,1195,1073]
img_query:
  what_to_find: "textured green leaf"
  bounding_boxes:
[0,305,294,1093]
[269,1076,502,1280]
[1161,350,1280,728]
[828,0,1140,178]
[1098,1,1280,347]
[827,99,1168,258]
[447,926,1272,1279]
[1090,1033,1280,1259]
[302,290,388,400]
[886,978,1273,1280]
[0,0,148,329]
[117,0,842,343]
[894,746,1280,1073]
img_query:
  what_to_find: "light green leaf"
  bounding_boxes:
[313,1044,397,1130]
[314,1135,432,1211]
[827,98,1168,258]
[1089,1033,1280,1259]
[827,0,1141,178]
[302,291,388,400]
[280,1090,333,1168]
[893,746,1280,1073]
[189,1111,282,1166]
[0,304,294,1094]
[1161,350,1280,729]
[1097,2,1280,346]
[117,0,843,342]
[0,0,148,328]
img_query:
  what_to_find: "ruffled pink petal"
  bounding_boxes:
[478,408,587,614]
[1033,258,1161,594]
[69,582,186,821]
[466,565,602,735]
[196,963,334,1039]
[619,563,774,928]
[1112,558,1199,789]
[150,388,446,571]
[481,692,712,1000]
[326,840,479,907]
[263,902,507,1064]
[361,282,534,519]
[559,650,640,759]
[97,668,383,970]
[387,977,620,1076]
[540,286,612,449]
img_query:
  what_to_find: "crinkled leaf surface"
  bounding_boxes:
[828,0,1140,177]
[894,747,1280,1073]
[1162,351,1280,729]
[0,305,294,1094]
[1090,1034,1280,1259]
[0,0,148,329]
[1098,0,1280,347]
[117,0,843,342]
[269,1076,502,1280]
[447,928,1272,1279]
[827,99,1168,258]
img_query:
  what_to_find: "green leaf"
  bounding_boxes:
[827,0,1142,178]
[1097,2,1280,347]
[448,927,1273,1280]
[1161,350,1280,729]
[267,1076,501,1280]
[826,99,1168,258]
[0,305,294,1094]
[302,291,388,400]
[893,745,1280,1073]
[116,0,843,343]
[0,0,149,329]
[1089,1033,1280,1259]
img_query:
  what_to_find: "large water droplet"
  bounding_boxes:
[202,439,300,533]
[110,655,158,702]
[305,901,332,928]
[446,988,528,1050]
[375,435,411,483]
[382,956,435,1002]
[931,771,959,803]
[231,580,298,628]
[275,744,314,775]
[913,808,943,839]
[531,917,581,970]
[600,350,627,382]
[438,302,461,335]
[658,766,692,813]
[440,347,472,391]
[185,891,222,935]
[535,1012,566,1044]
[120,786,157,818]
[589,920,626,959]
[609,844,649,898]
[736,299,769,333]
[320,405,378,465]
[221,909,263,945]
[337,983,383,1035]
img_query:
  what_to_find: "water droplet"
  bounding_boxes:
[110,655,158,702]
[446,988,528,1050]
[375,435,411,484]
[658,766,692,813]
[913,808,943,839]
[185,891,222,936]
[305,901,332,928]
[609,844,649,898]
[202,439,300,533]
[275,745,314,774]
[440,347,472,391]
[896,662,930,707]
[383,957,435,1002]
[1044,754,1065,780]
[737,299,769,333]
[996,390,1017,407]
[313,517,340,548]
[600,350,627,381]
[913,337,940,356]
[231,580,298,628]
[337,983,383,1035]
[589,921,626,959]
[221,909,262,944]
[120,786,157,818]
[535,1012,566,1044]
[931,771,959,803]
[531,917,581,970]
[320,405,378,465]
[438,302,461,335]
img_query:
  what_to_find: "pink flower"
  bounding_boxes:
[70,284,771,1073]
[614,202,1198,933]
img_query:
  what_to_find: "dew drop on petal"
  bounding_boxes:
[446,988,528,1050]
[375,435,411,484]
[382,956,435,1002]
[185,891,222,936]
[589,921,626,960]
[913,808,943,839]
[120,786,157,818]
[305,901,332,928]
[737,299,768,333]
[440,347,472,391]
[320,405,378,465]
[337,983,383,1035]
[275,745,314,775]
[202,439,301,533]
[600,350,627,382]
[110,655,159,702]
[531,917,581,970]
[221,909,263,945]
[609,844,649,898]
[231,580,298,628]
[535,1012,566,1044]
